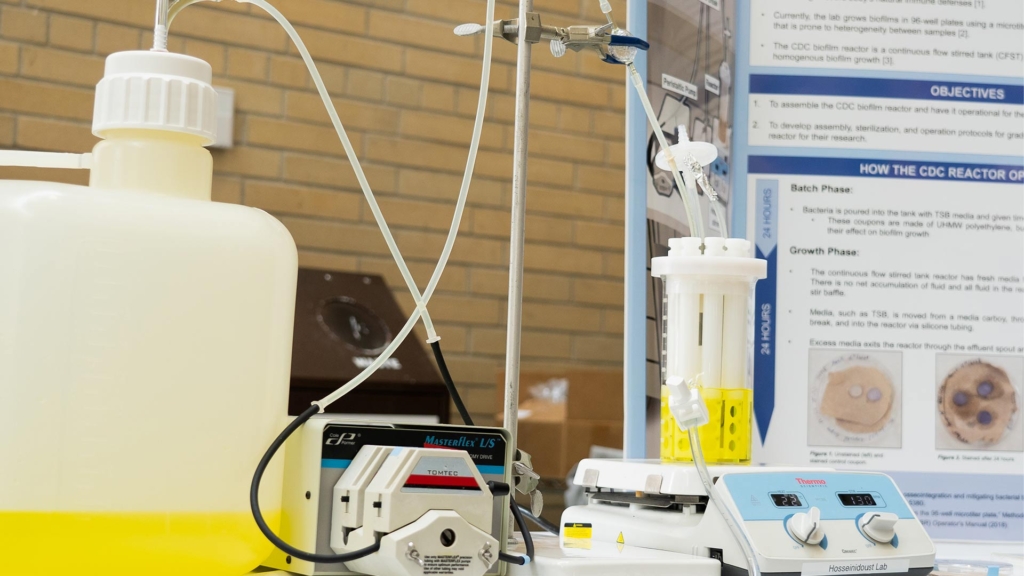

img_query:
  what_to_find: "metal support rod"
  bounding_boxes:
[502,0,534,451]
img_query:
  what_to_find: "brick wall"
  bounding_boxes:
[0,0,627,424]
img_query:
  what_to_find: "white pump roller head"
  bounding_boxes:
[93,50,217,145]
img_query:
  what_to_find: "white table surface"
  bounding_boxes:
[934,542,1023,573]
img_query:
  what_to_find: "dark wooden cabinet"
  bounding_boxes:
[289,268,449,423]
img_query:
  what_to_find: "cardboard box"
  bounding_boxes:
[497,369,624,479]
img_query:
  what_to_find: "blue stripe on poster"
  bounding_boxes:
[750,75,1024,105]
[748,156,1024,183]
[753,178,779,444]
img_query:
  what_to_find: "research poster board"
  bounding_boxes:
[732,0,1024,543]
[644,0,735,237]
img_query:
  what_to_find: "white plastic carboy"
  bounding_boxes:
[0,50,297,575]
[652,237,766,464]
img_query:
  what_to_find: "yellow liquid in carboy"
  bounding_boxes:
[0,510,279,576]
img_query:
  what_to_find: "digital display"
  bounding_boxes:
[770,493,804,507]
[839,493,878,507]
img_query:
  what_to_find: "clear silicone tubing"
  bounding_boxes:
[710,199,729,237]
[167,0,497,409]
[688,426,761,576]
[686,159,729,237]
[682,149,730,239]
[627,62,705,239]
[154,0,170,50]
[695,167,730,238]
[309,0,497,409]
[0,150,92,169]
[167,0,214,24]
[238,0,444,341]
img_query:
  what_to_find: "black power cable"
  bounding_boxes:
[487,482,534,566]
[507,500,536,559]
[499,551,528,566]
[251,404,381,564]
[519,504,559,535]
[430,340,474,426]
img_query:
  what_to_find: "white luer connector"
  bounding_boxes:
[665,376,709,429]
[652,237,767,429]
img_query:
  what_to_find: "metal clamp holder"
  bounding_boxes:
[512,450,543,516]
